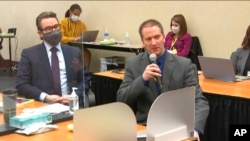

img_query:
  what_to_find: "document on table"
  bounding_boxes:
[23,103,69,114]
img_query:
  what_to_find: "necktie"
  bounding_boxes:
[50,47,62,96]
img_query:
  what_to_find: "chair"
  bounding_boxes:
[188,36,203,70]
[0,37,3,50]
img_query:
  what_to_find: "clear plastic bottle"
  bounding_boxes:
[125,32,130,45]
[69,87,79,114]
[104,28,109,40]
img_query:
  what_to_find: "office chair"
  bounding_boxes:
[0,37,3,50]
[188,36,203,70]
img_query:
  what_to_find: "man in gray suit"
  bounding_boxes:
[16,11,90,107]
[117,19,209,140]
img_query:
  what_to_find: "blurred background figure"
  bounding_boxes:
[230,25,250,76]
[164,14,192,57]
[60,4,91,70]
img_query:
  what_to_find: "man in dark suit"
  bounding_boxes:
[117,19,209,140]
[16,11,90,107]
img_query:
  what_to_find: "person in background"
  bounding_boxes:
[60,4,91,70]
[117,19,209,141]
[230,25,250,76]
[16,11,91,107]
[164,14,192,57]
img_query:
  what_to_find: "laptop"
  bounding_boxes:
[198,56,249,82]
[80,30,99,43]
[73,102,137,141]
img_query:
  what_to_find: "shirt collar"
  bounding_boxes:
[44,42,62,53]
[156,50,166,72]
[157,50,166,65]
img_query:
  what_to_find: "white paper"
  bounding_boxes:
[23,103,69,114]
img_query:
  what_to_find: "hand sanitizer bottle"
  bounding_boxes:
[104,28,109,40]
[69,87,79,114]
[125,32,130,45]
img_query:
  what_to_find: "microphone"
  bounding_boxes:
[149,54,163,91]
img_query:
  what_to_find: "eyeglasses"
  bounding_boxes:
[41,24,61,32]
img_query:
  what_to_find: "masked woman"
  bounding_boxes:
[164,14,192,57]
[60,4,91,70]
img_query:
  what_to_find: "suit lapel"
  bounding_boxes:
[161,52,174,92]
[38,43,53,81]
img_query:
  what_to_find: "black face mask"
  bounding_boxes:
[43,30,61,46]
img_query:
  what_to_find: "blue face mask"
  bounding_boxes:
[70,15,78,22]
[43,30,62,46]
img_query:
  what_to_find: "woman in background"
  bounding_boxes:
[230,25,250,76]
[164,14,192,57]
[60,4,91,70]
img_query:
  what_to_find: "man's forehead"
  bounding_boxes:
[40,17,58,25]
[142,26,161,36]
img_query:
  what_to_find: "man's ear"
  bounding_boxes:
[37,30,43,40]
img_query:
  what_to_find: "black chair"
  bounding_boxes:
[188,36,203,70]
[0,37,3,50]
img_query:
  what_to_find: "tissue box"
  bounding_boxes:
[9,113,52,129]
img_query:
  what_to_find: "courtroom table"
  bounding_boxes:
[91,70,250,141]
[0,34,15,75]
[199,75,250,141]
[68,41,145,55]
[0,95,146,141]
[91,70,124,105]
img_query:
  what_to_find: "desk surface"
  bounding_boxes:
[0,98,146,141]
[94,70,125,80]
[69,42,144,54]
[198,74,250,99]
[94,71,250,99]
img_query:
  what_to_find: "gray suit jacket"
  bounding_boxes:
[16,43,91,106]
[230,47,250,75]
[117,51,209,133]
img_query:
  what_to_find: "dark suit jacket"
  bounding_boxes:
[117,51,209,133]
[15,43,91,107]
[230,47,250,75]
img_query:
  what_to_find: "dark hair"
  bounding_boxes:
[65,4,82,18]
[36,11,58,31]
[138,19,164,39]
[170,14,187,37]
[242,25,250,49]
[65,10,70,18]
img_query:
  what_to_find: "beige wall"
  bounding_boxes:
[0,1,249,72]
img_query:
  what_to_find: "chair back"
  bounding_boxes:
[0,37,3,50]
[188,36,203,70]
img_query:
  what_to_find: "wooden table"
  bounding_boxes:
[69,42,144,55]
[199,74,250,98]
[0,96,146,141]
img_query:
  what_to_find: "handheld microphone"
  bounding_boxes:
[149,54,163,91]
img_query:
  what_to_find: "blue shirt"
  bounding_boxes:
[156,50,166,72]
